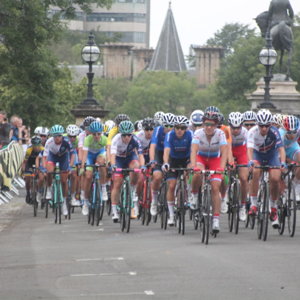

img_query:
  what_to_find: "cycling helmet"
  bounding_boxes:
[174,115,189,126]
[190,110,204,126]
[256,109,273,125]
[218,113,225,125]
[31,135,42,146]
[202,111,219,123]
[103,120,115,134]
[34,126,42,135]
[228,112,244,127]
[50,125,64,136]
[119,120,134,134]
[83,116,96,128]
[115,114,130,125]
[134,120,143,132]
[40,127,49,136]
[142,117,155,129]
[243,111,257,121]
[66,124,80,136]
[205,106,220,113]
[162,113,176,126]
[154,111,165,126]
[89,121,103,133]
[96,117,101,123]
[272,113,284,126]
[283,115,300,131]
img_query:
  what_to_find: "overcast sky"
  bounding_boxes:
[150,0,300,55]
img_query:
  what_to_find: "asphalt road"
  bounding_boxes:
[1,191,300,300]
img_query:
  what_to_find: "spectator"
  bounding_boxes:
[0,111,11,149]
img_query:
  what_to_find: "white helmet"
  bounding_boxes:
[272,113,283,126]
[228,112,244,127]
[256,109,273,125]
[34,126,42,134]
[190,110,204,126]
[66,124,80,136]
[40,127,49,136]
[96,117,101,123]
[162,113,176,126]
[104,120,115,132]
[174,115,189,126]
[243,111,257,121]
[154,111,165,125]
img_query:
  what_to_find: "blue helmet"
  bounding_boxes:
[119,120,134,134]
[88,121,103,133]
[50,125,64,136]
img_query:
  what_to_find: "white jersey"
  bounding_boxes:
[111,133,143,158]
[136,130,151,156]
[78,131,87,148]
[43,137,72,157]
[231,127,248,147]
[192,128,227,158]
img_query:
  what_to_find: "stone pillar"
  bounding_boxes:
[101,44,133,79]
[246,74,300,114]
[192,46,224,88]
[132,49,154,78]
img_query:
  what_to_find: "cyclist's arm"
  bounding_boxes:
[227,143,234,164]
[69,153,75,167]
[190,143,199,168]
[42,155,47,169]
[149,143,156,161]
[247,147,254,161]
[220,144,228,170]
[163,147,170,164]
[35,156,40,169]
[111,154,116,166]
[81,149,88,167]
[106,145,111,163]
[278,146,286,164]
[138,153,145,167]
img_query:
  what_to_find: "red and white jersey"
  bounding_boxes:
[231,127,248,147]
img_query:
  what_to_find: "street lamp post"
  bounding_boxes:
[258,32,277,109]
[81,31,100,105]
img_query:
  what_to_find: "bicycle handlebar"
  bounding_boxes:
[115,168,141,173]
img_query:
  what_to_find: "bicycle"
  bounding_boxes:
[87,164,106,226]
[173,168,192,235]
[139,164,152,226]
[227,164,248,234]
[278,163,299,237]
[116,168,141,233]
[157,174,168,230]
[23,165,38,217]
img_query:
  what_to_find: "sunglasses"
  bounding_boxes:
[53,134,62,138]
[122,134,132,137]
[144,127,154,131]
[204,122,216,127]
[93,133,102,136]
[258,124,270,128]
[68,135,76,139]
[164,125,173,128]
[40,135,47,138]
[287,130,297,135]
[230,126,241,130]
[175,126,187,130]
[244,123,256,127]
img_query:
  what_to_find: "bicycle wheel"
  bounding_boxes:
[125,181,131,233]
[227,184,234,232]
[106,184,112,216]
[245,197,250,228]
[262,182,269,241]
[287,183,296,237]
[201,187,210,245]
[120,182,127,232]
[159,182,168,230]
[96,181,103,226]
[179,180,186,235]
[277,196,285,235]
[145,179,152,226]
[32,180,38,217]
[45,186,49,218]
[232,180,241,235]
[58,184,63,225]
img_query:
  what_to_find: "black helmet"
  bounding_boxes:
[142,117,155,129]
[205,106,220,113]
[203,111,219,123]
[31,135,42,146]
[83,116,96,128]
[114,114,130,125]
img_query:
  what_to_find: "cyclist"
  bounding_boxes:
[242,111,257,131]
[190,111,228,233]
[103,120,115,137]
[65,124,81,206]
[189,110,204,132]
[280,115,300,195]
[80,121,108,216]
[153,111,165,127]
[162,115,193,226]
[134,120,143,134]
[149,113,175,216]
[247,109,286,229]
[272,113,284,129]
[228,112,249,221]
[34,127,49,146]
[22,136,44,204]
[110,120,144,222]
[43,125,75,216]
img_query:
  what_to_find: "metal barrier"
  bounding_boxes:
[0,142,25,204]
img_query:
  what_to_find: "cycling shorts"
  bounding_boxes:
[253,150,280,167]
[153,150,163,173]
[196,155,222,181]
[114,153,138,178]
[232,144,248,165]
[166,157,189,180]
[47,152,70,171]
[285,142,300,161]
[86,149,106,171]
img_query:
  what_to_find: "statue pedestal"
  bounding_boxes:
[246,74,300,114]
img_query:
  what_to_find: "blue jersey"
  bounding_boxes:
[165,130,193,159]
[151,126,166,152]
[44,136,74,158]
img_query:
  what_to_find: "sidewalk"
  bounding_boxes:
[0,189,26,232]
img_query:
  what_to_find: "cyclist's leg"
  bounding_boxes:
[190,155,205,208]
[249,154,262,214]
[129,156,140,217]
[96,151,108,200]
[59,153,71,216]
[46,153,55,199]
[151,150,164,209]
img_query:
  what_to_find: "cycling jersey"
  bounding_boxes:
[63,134,79,149]
[83,135,107,154]
[279,128,300,161]
[136,130,151,157]
[231,127,248,147]
[151,126,166,152]
[111,133,143,158]
[78,131,87,148]
[231,127,248,164]
[220,125,232,144]
[107,126,119,146]
[44,137,74,157]
[165,130,193,159]
[192,128,227,158]
[24,145,44,169]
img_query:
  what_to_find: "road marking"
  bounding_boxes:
[79,291,154,297]
[61,228,104,233]
[71,271,136,277]
[76,257,124,262]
